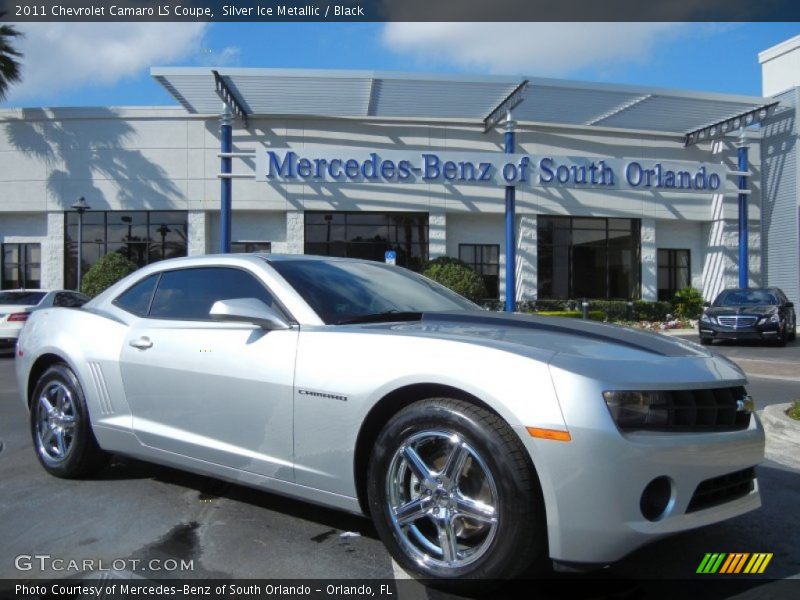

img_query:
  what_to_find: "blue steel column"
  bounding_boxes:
[737,132,749,289]
[219,106,233,253]
[504,112,516,312]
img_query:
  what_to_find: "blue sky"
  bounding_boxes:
[2,22,799,108]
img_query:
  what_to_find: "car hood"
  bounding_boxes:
[350,311,705,359]
[361,311,745,386]
[706,305,777,317]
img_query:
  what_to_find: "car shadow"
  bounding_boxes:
[93,456,380,540]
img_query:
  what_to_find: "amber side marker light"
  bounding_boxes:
[527,427,572,442]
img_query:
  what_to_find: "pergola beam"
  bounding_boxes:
[484,80,529,133]
[213,70,249,126]
[683,101,779,146]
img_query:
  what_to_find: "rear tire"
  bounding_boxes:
[367,398,547,587]
[30,363,110,478]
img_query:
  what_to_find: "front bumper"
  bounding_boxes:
[0,325,20,350]
[699,321,781,341]
[516,413,764,565]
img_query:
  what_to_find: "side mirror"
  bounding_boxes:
[786,302,794,309]
[209,298,290,330]
[702,301,711,308]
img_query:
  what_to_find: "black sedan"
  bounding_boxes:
[699,287,796,346]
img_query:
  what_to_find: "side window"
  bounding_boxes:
[53,293,70,307]
[114,274,159,316]
[54,292,88,308]
[148,267,282,321]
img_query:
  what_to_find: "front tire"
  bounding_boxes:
[775,324,787,347]
[700,337,712,346]
[30,363,110,478]
[367,398,547,584]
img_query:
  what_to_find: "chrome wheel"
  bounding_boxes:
[385,430,499,569]
[35,381,77,463]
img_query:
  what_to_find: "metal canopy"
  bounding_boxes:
[152,67,776,136]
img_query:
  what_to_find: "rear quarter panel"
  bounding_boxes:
[16,308,133,444]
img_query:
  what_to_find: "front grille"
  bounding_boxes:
[687,467,755,513]
[717,315,758,328]
[618,387,752,432]
[666,387,751,431]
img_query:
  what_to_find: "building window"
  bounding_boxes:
[459,244,500,299]
[305,212,428,271]
[2,243,41,289]
[65,211,188,290]
[537,216,641,300]
[231,241,272,253]
[657,249,690,301]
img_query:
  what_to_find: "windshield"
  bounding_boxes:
[0,291,46,305]
[713,289,778,307]
[269,259,480,324]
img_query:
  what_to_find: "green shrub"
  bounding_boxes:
[423,256,470,269]
[633,300,672,321]
[671,287,704,319]
[787,401,800,421]
[422,260,487,302]
[81,252,138,298]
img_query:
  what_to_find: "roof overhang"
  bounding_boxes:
[152,67,778,138]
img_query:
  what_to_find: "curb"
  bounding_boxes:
[659,329,697,337]
[760,403,800,470]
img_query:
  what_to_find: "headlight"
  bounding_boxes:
[603,391,670,430]
[700,313,714,323]
[758,313,780,325]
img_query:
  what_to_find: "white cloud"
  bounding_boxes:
[6,23,210,103]
[382,23,689,75]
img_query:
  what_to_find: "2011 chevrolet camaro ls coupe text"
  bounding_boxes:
[16,255,764,582]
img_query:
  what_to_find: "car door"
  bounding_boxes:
[118,266,298,481]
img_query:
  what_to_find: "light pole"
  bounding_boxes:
[157,224,171,260]
[121,215,132,261]
[70,197,91,291]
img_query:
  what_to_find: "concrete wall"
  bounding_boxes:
[760,35,800,97]
[760,89,799,306]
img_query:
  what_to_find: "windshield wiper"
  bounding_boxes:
[336,311,423,325]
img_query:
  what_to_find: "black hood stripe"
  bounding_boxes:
[421,312,691,357]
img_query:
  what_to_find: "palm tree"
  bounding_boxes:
[0,13,23,101]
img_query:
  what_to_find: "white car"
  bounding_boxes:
[15,255,764,583]
[0,290,89,353]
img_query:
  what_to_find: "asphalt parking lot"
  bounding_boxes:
[0,348,798,596]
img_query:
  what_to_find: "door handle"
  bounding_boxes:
[129,336,153,350]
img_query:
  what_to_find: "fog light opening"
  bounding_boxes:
[640,476,674,522]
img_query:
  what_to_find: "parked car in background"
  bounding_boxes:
[699,287,796,346]
[0,290,89,353]
[14,255,764,584]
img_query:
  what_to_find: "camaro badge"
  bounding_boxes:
[737,395,754,413]
[298,389,348,402]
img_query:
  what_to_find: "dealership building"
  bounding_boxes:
[2,35,800,306]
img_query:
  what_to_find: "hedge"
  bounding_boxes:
[478,298,673,321]
[537,310,605,321]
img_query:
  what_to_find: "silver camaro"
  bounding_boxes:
[15,254,764,582]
